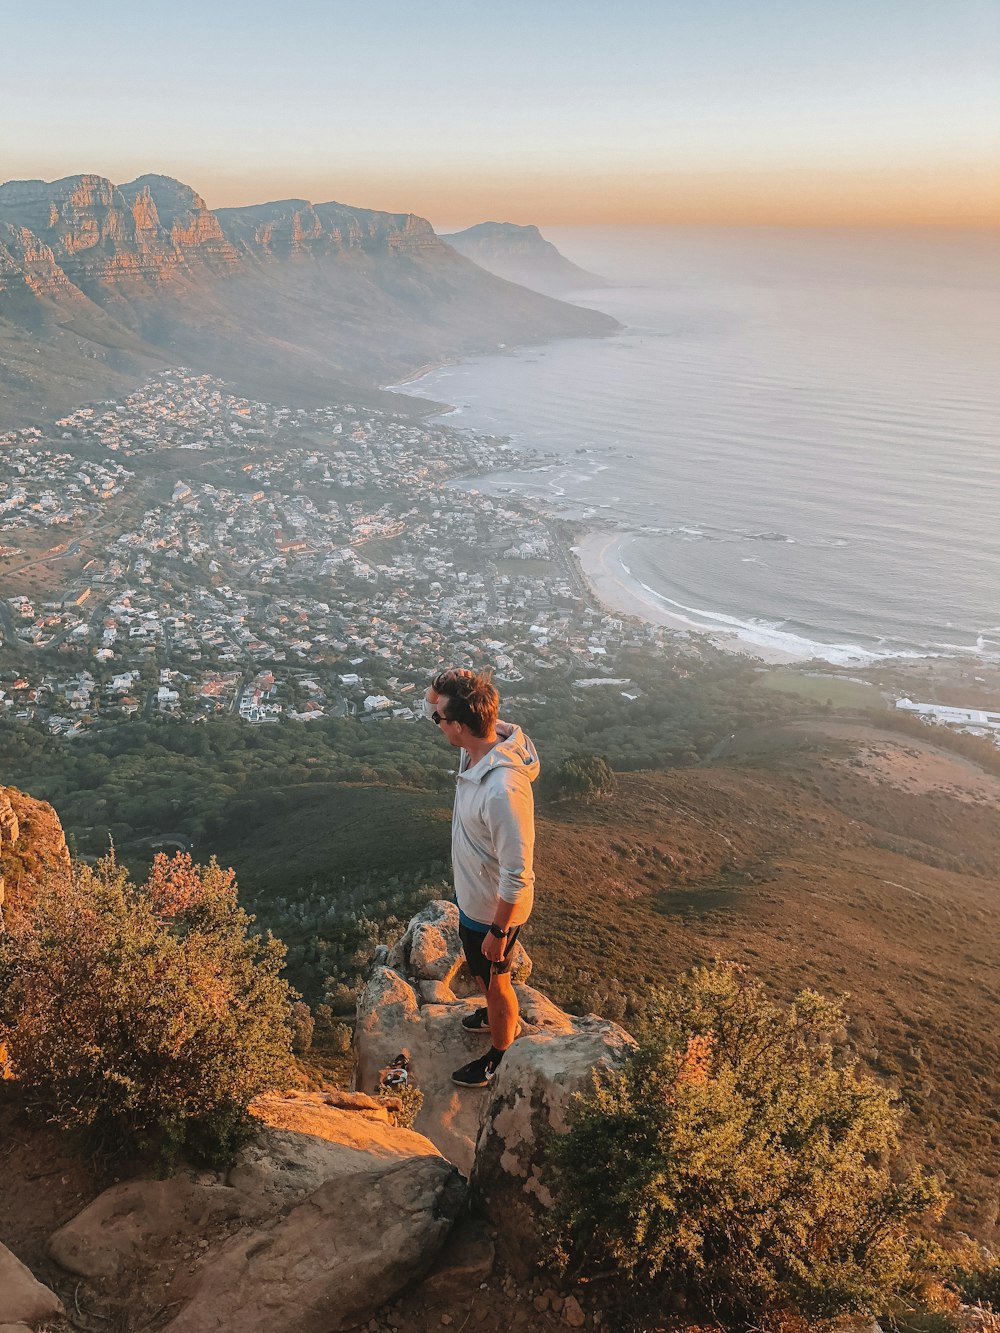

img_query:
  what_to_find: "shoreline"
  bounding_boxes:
[571,529,811,665]
[384,361,1000,682]
[381,359,457,392]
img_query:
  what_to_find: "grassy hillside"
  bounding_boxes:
[526,722,1000,1247]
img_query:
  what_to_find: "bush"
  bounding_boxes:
[379,1080,424,1131]
[545,962,946,1325]
[541,751,617,803]
[0,851,296,1166]
[289,1001,315,1053]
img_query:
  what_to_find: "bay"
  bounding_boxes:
[393,227,1000,664]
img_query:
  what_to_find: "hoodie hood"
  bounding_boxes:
[458,720,540,785]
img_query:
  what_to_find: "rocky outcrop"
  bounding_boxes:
[354,899,634,1204]
[215,198,441,262]
[472,1020,636,1274]
[0,222,91,302]
[162,1155,463,1333]
[0,785,71,924]
[0,1241,64,1326]
[0,173,238,298]
[47,1089,462,1330]
[49,1090,445,1279]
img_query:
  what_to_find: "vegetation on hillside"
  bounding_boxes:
[0,647,788,860]
[0,851,295,1167]
[546,963,947,1326]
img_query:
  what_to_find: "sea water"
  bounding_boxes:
[394,227,1000,664]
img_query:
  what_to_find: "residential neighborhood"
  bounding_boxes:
[0,371,660,734]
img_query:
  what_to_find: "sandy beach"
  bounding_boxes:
[572,529,811,666]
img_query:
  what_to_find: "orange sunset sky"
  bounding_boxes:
[2,1,998,228]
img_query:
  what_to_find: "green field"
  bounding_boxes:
[757,670,887,710]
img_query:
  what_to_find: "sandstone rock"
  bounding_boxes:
[357,972,568,1176]
[471,1020,636,1275]
[0,785,71,920]
[48,1174,244,1280]
[50,1091,447,1283]
[387,900,530,993]
[232,1092,442,1213]
[420,979,457,1005]
[162,1155,464,1333]
[0,1241,65,1324]
[356,901,548,1174]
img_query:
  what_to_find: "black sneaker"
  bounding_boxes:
[451,1052,501,1088]
[460,1007,523,1037]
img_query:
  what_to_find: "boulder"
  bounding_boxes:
[48,1174,244,1280]
[356,900,547,1174]
[49,1091,447,1283]
[230,1091,443,1214]
[0,1242,64,1325]
[386,899,530,1001]
[355,923,629,1187]
[161,1155,465,1333]
[471,1018,636,1275]
[356,972,584,1177]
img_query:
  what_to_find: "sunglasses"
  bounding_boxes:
[423,696,451,726]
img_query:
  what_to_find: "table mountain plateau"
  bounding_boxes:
[0,174,619,429]
[442,221,610,296]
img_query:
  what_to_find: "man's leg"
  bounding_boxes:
[486,966,520,1050]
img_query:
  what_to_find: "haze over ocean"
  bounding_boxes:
[396,227,1000,665]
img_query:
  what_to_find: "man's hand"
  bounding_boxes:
[481,931,508,964]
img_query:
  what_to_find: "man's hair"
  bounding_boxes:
[431,667,499,738]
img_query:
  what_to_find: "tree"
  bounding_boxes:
[545,962,945,1325]
[0,851,296,1166]
[542,752,617,804]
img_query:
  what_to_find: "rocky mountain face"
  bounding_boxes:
[0,174,619,427]
[442,221,609,296]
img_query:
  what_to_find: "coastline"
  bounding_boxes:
[571,530,810,665]
[382,358,457,392]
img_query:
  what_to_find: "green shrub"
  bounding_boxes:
[0,851,296,1167]
[545,962,946,1325]
[541,751,617,804]
[289,1001,315,1053]
[943,1245,1000,1312]
[379,1080,424,1130]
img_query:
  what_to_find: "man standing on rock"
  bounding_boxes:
[424,667,540,1088]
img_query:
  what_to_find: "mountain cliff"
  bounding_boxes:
[0,175,619,427]
[442,221,609,296]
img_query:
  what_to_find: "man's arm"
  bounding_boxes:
[481,775,535,963]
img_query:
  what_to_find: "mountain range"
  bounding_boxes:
[0,174,618,428]
[443,221,610,295]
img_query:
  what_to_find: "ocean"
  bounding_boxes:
[392,227,1000,665]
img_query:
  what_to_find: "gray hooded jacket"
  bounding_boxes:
[452,720,540,928]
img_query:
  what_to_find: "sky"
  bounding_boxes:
[3,0,998,227]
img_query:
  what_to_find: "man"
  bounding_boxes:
[424,667,539,1088]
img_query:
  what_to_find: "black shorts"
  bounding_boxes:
[459,922,522,988]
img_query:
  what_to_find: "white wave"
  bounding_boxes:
[611,547,931,665]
